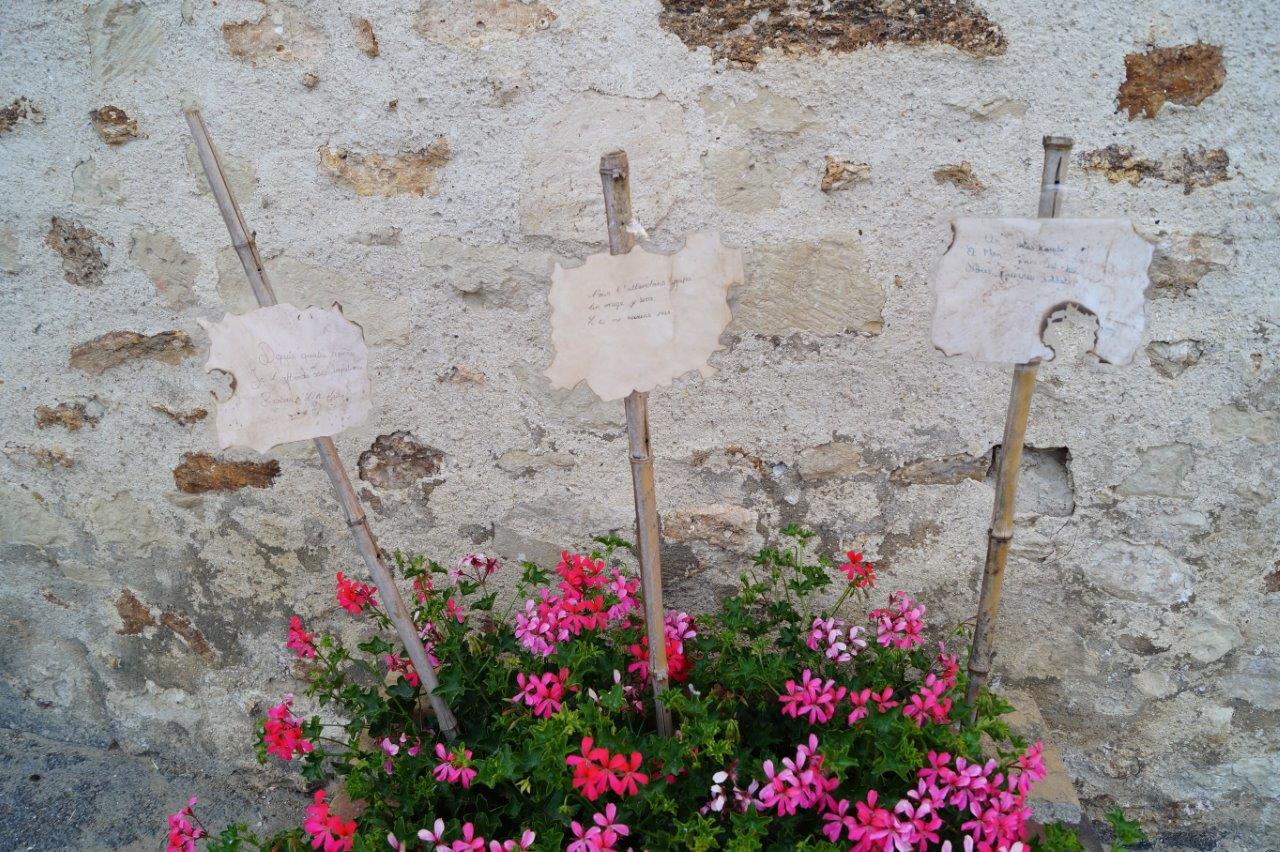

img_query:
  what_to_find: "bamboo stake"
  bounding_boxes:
[599,150,673,737]
[965,136,1073,720]
[185,110,460,742]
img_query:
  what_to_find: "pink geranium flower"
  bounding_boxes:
[779,669,847,724]
[303,790,356,852]
[513,667,569,718]
[839,550,877,589]
[286,615,316,658]
[166,797,206,852]
[335,572,377,615]
[262,694,314,761]
[869,590,926,650]
[433,743,477,788]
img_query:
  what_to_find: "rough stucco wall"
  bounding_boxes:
[0,0,1276,845]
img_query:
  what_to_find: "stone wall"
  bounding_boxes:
[1,0,1276,844]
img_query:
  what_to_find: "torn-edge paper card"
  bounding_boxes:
[932,217,1153,365]
[200,302,371,453]
[545,231,743,402]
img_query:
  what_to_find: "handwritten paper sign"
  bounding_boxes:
[545,231,742,401]
[933,218,1153,365]
[200,303,371,453]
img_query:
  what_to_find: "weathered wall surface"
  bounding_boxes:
[0,0,1276,845]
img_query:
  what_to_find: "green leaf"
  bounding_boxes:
[1105,807,1149,848]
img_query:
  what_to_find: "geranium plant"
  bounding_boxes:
[168,526,1098,852]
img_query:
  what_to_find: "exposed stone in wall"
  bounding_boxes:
[932,162,984,192]
[797,441,869,481]
[425,237,550,308]
[1146,339,1203,378]
[1266,569,1280,595]
[1081,145,1231,194]
[89,105,138,145]
[949,96,1027,120]
[69,330,194,374]
[821,157,870,193]
[703,148,783,213]
[222,3,327,63]
[185,143,258,201]
[352,18,380,58]
[158,610,216,659]
[358,432,444,489]
[0,96,42,134]
[1086,541,1194,605]
[350,226,401,247]
[520,93,688,241]
[0,484,68,547]
[659,0,1006,67]
[319,142,450,197]
[1118,43,1225,120]
[437,365,486,385]
[700,91,818,134]
[45,218,109,287]
[86,0,162,81]
[0,228,21,274]
[172,453,280,493]
[72,158,124,206]
[664,504,758,550]
[6,445,76,470]
[989,446,1073,516]
[216,249,409,344]
[1147,232,1231,298]
[88,491,162,554]
[130,231,199,309]
[1210,404,1280,444]
[35,401,101,432]
[414,0,556,47]
[891,451,989,486]
[496,448,575,478]
[735,236,882,336]
[1176,609,1242,664]
[1116,443,1194,497]
[151,403,208,426]
[114,589,155,634]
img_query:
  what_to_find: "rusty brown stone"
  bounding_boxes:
[28,446,75,470]
[821,156,871,193]
[932,161,984,191]
[890,452,991,486]
[45,217,109,287]
[159,610,216,658]
[115,588,156,634]
[173,452,280,494]
[318,141,450,197]
[222,3,326,63]
[358,431,444,488]
[353,17,380,57]
[1266,566,1280,594]
[437,365,486,385]
[658,0,1006,68]
[1081,144,1230,194]
[0,96,42,134]
[89,105,139,144]
[69,330,194,374]
[1118,42,1225,120]
[35,402,99,432]
[151,403,208,426]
